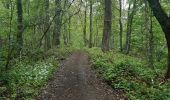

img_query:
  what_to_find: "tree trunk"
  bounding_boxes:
[125,0,136,54]
[53,0,62,46]
[148,10,154,68]
[119,0,123,52]
[125,4,131,54]
[5,0,13,70]
[68,17,71,44]
[144,0,154,68]
[44,0,50,51]
[94,18,99,47]
[102,0,112,52]
[147,0,170,78]
[89,0,93,48]
[63,23,68,45]
[16,0,23,53]
[83,2,87,47]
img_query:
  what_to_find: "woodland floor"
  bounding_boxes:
[37,51,125,100]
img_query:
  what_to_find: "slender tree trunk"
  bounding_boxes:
[5,0,13,70]
[119,0,123,52]
[83,2,87,47]
[63,23,68,45]
[147,0,170,78]
[102,0,112,52]
[125,4,131,54]
[44,0,50,51]
[53,0,62,46]
[94,18,98,47]
[148,10,154,68]
[144,0,154,68]
[68,17,71,44]
[89,0,93,48]
[16,0,23,53]
[125,0,136,54]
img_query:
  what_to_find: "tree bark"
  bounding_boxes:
[44,0,50,51]
[63,22,68,45]
[16,0,23,53]
[147,0,170,78]
[68,16,71,44]
[102,0,112,52]
[148,10,154,68]
[53,0,62,46]
[83,1,87,47]
[94,18,99,47]
[89,0,93,48]
[119,0,123,52]
[125,0,136,54]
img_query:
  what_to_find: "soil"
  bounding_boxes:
[37,51,125,100]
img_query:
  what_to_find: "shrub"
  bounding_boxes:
[86,47,170,99]
[0,46,75,99]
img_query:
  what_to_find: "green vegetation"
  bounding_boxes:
[86,48,170,99]
[0,47,75,99]
[0,0,170,99]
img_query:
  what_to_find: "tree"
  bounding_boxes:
[89,0,93,48]
[144,0,154,68]
[5,0,14,69]
[68,15,71,44]
[83,0,87,47]
[94,17,99,47]
[147,0,170,78]
[62,0,69,45]
[44,0,50,51]
[119,0,123,52]
[125,0,136,54]
[53,0,62,46]
[102,0,112,52]
[16,0,24,53]
[148,10,154,68]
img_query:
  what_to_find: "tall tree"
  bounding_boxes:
[5,0,14,69]
[53,0,62,46]
[83,0,87,47]
[62,0,69,45]
[125,0,136,54]
[16,0,24,53]
[44,0,50,50]
[89,0,93,48]
[147,0,170,78]
[119,0,123,52]
[148,10,154,68]
[94,17,99,47]
[144,0,154,68]
[102,0,112,52]
[68,15,71,44]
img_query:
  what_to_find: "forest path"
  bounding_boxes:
[37,51,124,100]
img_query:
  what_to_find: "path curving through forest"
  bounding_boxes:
[37,51,125,100]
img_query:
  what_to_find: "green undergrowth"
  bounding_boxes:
[86,47,170,100]
[0,46,75,99]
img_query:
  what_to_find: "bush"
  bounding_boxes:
[8,61,56,99]
[0,46,75,99]
[86,47,170,99]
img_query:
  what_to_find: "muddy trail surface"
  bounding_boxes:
[37,51,125,100]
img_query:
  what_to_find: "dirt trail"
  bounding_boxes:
[37,51,124,100]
